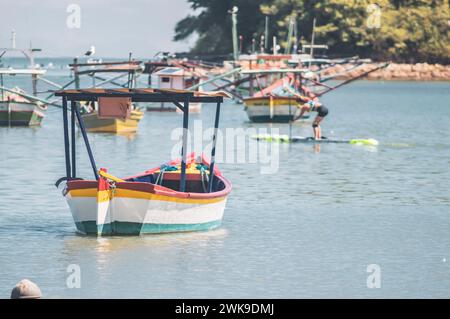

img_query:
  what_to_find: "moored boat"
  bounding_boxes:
[66,153,231,235]
[55,88,231,236]
[244,96,302,123]
[241,69,316,123]
[66,59,145,133]
[0,88,47,126]
[79,101,143,133]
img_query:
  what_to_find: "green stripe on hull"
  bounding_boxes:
[0,111,44,126]
[74,220,223,236]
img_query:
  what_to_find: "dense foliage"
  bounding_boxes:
[174,0,450,63]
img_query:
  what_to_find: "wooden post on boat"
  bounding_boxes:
[208,101,221,193]
[127,52,132,89]
[180,96,190,192]
[0,74,3,101]
[308,18,316,68]
[71,100,76,178]
[31,73,37,96]
[73,58,80,90]
[62,96,71,180]
[74,99,99,180]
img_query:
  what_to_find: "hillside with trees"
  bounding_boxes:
[174,0,450,63]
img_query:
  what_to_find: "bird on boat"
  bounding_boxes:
[84,46,95,56]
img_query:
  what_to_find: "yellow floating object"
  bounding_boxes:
[349,138,379,146]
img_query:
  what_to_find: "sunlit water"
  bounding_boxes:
[0,62,449,298]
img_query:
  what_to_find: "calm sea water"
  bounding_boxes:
[0,61,449,298]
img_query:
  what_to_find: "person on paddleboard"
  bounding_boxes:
[298,100,329,140]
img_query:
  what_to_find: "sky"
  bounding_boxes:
[0,0,196,58]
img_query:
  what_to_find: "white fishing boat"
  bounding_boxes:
[55,88,231,236]
[0,69,48,126]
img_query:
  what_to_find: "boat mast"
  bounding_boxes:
[264,15,269,52]
[230,6,239,62]
[308,18,316,68]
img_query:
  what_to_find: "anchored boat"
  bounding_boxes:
[55,88,231,236]
[0,81,47,126]
[68,59,145,133]
[241,69,316,123]
[78,100,143,133]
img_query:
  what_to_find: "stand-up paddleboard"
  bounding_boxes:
[252,134,379,146]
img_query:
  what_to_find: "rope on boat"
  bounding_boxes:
[155,164,178,186]
[196,164,210,193]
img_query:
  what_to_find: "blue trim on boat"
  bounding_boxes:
[75,220,223,235]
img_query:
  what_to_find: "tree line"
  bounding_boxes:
[174,0,450,63]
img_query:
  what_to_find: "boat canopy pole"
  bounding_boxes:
[180,97,190,192]
[92,75,130,88]
[172,100,185,112]
[73,100,99,180]
[186,67,241,91]
[208,101,221,193]
[0,85,61,107]
[62,97,72,180]
[71,101,76,178]
[93,73,129,87]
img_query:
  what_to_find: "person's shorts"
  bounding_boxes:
[318,106,328,117]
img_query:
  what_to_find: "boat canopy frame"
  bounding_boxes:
[54,88,228,193]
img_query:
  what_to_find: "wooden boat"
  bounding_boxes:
[241,69,316,123]
[65,153,231,235]
[0,87,47,126]
[244,96,303,123]
[79,101,143,133]
[0,68,48,126]
[55,88,231,236]
[67,59,145,133]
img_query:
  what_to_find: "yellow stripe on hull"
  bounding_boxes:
[68,188,226,204]
[81,110,143,133]
[244,98,300,107]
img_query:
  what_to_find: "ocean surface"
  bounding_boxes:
[0,58,449,298]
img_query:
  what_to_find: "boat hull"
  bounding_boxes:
[243,97,308,123]
[64,155,231,236]
[81,110,143,133]
[0,101,46,126]
[66,185,227,235]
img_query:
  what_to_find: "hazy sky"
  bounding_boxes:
[0,0,196,58]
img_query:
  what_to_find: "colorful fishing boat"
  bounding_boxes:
[241,69,317,123]
[55,88,231,236]
[0,69,48,126]
[0,87,47,126]
[68,59,145,133]
[65,153,231,234]
[79,101,143,133]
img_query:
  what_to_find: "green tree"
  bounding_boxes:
[174,0,450,63]
[174,0,268,55]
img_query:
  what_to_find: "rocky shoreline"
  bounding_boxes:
[321,62,450,81]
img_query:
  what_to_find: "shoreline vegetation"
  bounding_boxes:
[174,1,450,65]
